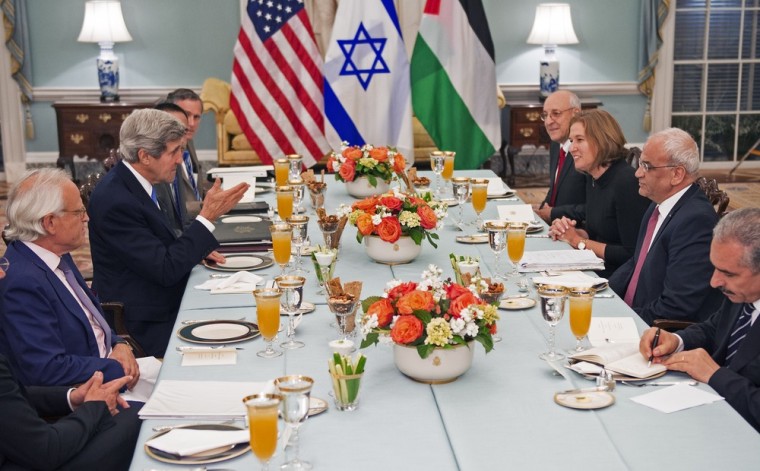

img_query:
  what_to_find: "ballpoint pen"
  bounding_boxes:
[647,327,661,368]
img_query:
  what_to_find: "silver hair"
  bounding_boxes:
[4,168,70,241]
[649,127,700,177]
[119,109,187,163]
[713,208,760,273]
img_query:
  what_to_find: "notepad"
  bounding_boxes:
[569,343,666,379]
[587,317,641,347]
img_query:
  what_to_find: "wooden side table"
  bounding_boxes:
[502,98,602,185]
[53,101,155,181]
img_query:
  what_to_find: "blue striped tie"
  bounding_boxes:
[150,187,159,207]
[726,303,755,363]
[183,151,201,200]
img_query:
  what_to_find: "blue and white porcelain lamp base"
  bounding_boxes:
[539,45,559,99]
[96,42,120,102]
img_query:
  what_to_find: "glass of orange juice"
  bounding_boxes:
[470,178,488,228]
[441,151,456,196]
[274,158,290,187]
[270,223,292,276]
[244,393,282,469]
[507,222,528,279]
[568,286,595,353]
[276,185,294,221]
[254,287,283,358]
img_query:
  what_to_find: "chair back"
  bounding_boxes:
[696,177,730,218]
[100,301,148,358]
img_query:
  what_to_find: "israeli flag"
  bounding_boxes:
[323,0,413,159]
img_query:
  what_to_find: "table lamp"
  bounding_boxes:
[526,3,579,98]
[77,1,132,102]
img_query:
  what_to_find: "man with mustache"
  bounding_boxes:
[639,208,760,431]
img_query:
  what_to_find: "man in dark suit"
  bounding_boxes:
[88,109,248,357]
[0,168,139,387]
[533,90,586,223]
[610,128,723,325]
[0,352,139,470]
[640,208,760,432]
[155,101,193,235]
[167,88,205,220]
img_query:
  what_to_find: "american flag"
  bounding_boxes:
[231,0,330,167]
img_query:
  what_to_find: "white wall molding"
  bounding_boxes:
[500,81,639,97]
[31,86,202,102]
[27,149,218,165]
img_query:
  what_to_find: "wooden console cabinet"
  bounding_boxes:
[53,101,155,181]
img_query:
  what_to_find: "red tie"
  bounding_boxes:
[624,207,660,306]
[549,148,566,207]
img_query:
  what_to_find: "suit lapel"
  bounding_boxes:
[115,161,177,238]
[728,305,760,371]
[648,184,699,248]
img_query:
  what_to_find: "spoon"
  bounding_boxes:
[621,380,699,387]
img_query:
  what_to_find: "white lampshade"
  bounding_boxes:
[77,1,132,44]
[526,3,579,46]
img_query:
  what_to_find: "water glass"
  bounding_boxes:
[287,153,303,180]
[288,178,305,215]
[485,220,508,279]
[430,151,445,196]
[275,375,314,471]
[275,275,306,350]
[286,215,309,275]
[538,285,568,361]
[451,177,470,228]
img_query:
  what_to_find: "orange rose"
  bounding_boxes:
[356,212,374,236]
[379,195,403,211]
[393,153,406,173]
[367,298,394,327]
[342,147,363,161]
[352,196,379,212]
[390,315,424,344]
[369,147,389,162]
[449,291,482,318]
[445,283,470,301]
[387,281,418,300]
[338,159,356,181]
[327,156,336,173]
[417,204,438,230]
[376,217,402,243]
[396,290,436,315]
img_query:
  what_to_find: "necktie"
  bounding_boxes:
[549,148,566,207]
[183,150,201,200]
[726,303,755,363]
[624,206,660,306]
[58,259,112,356]
[150,186,159,208]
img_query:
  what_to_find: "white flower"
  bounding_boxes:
[464,321,480,338]
[336,204,352,218]
[361,314,379,339]
[371,213,383,225]
[385,279,402,291]
[450,317,466,335]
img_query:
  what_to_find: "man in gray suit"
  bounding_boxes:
[167,88,204,219]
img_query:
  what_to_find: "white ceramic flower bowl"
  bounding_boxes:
[393,341,475,384]
[363,235,422,265]
[345,176,390,199]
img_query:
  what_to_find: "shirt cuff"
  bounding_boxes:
[67,388,76,411]
[674,334,685,353]
[196,215,215,233]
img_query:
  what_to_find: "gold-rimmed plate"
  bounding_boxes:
[178,320,260,344]
[219,215,263,224]
[144,424,250,465]
[487,190,516,199]
[203,254,274,272]
[456,234,488,244]
[526,223,544,233]
[554,390,615,410]
[499,297,537,310]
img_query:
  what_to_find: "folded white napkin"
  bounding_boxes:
[532,271,608,288]
[194,271,263,294]
[487,177,510,196]
[120,356,162,403]
[139,380,274,419]
[146,428,249,456]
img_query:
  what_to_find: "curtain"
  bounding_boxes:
[638,0,670,132]
[1,0,33,139]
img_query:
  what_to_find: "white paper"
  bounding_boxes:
[487,177,510,196]
[139,380,274,419]
[120,356,162,403]
[181,349,238,366]
[221,174,257,203]
[497,204,535,223]
[146,428,249,456]
[532,271,607,289]
[518,250,605,272]
[587,317,641,347]
[631,383,724,413]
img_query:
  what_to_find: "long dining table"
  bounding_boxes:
[129,170,760,470]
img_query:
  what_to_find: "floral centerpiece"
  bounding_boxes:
[341,189,447,250]
[326,142,407,187]
[360,265,499,360]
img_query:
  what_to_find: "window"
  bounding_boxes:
[670,0,760,162]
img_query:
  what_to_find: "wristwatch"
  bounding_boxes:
[113,339,132,351]
[577,239,587,250]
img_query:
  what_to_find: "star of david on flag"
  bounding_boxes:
[323,0,413,160]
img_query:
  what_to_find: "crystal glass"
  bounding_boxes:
[275,375,314,471]
[430,151,445,197]
[244,393,282,471]
[307,182,327,213]
[312,248,336,295]
[507,222,528,279]
[327,295,358,341]
[287,153,303,180]
[451,177,470,229]
[441,151,456,196]
[485,220,509,280]
[568,286,596,353]
[286,215,309,275]
[275,275,306,350]
[254,288,283,358]
[470,178,488,229]
[276,185,295,221]
[538,285,568,361]
[288,178,305,215]
[274,158,290,187]
[270,223,292,276]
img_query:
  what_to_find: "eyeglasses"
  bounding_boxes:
[638,160,680,172]
[60,207,88,220]
[540,107,575,122]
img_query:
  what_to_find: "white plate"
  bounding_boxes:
[191,323,251,340]
[220,215,263,224]
[440,198,459,207]
[499,297,537,310]
[203,254,274,272]
[554,390,615,410]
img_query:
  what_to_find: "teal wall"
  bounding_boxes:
[24,0,648,155]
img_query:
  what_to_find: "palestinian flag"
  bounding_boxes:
[411,0,500,169]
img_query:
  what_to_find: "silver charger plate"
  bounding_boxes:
[144,423,250,465]
[203,254,274,272]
